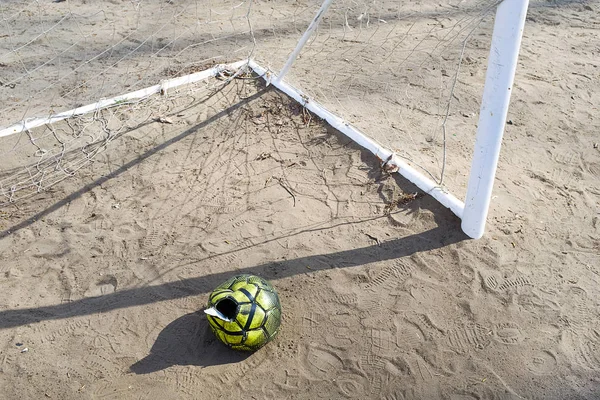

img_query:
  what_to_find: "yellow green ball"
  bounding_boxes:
[204,274,282,351]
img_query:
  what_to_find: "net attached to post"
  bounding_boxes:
[0,0,499,210]
[0,1,260,206]
[253,0,499,196]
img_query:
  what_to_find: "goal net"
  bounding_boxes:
[262,0,501,185]
[0,0,527,237]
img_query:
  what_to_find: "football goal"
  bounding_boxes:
[0,0,528,239]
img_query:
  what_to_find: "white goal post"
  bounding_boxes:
[462,0,530,238]
[263,0,530,239]
[0,0,529,239]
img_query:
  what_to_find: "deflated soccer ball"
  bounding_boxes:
[204,274,281,351]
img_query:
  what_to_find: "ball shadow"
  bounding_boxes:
[130,312,250,374]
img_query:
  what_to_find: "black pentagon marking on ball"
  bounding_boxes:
[244,288,262,331]
[236,319,246,339]
[244,302,257,332]
[238,287,255,302]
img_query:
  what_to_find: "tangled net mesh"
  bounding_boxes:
[0,0,498,208]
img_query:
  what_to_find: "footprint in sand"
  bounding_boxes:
[560,329,600,371]
[446,323,491,353]
[86,349,125,380]
[493,322,524,345]
[362,261,413,293]
[84,275,118,297]
[526,350,557,375]
[410,313,446,341]
[550,149,580,166]
[496,276,533,291]
[91,375,179,399]
[301,343,344,381]
[393,315,425,351]
[114,221,145,240]
[336,373,371,399]
[300,311,323,337]
[138,222,166,257]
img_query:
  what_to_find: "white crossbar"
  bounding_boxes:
[0,60,248,138]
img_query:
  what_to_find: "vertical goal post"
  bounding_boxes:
[0,0,530,239]
[461,0,530,239]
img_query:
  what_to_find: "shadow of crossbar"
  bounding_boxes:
[0,220,463,330]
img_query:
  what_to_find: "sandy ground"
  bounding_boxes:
[0,1,599,399]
